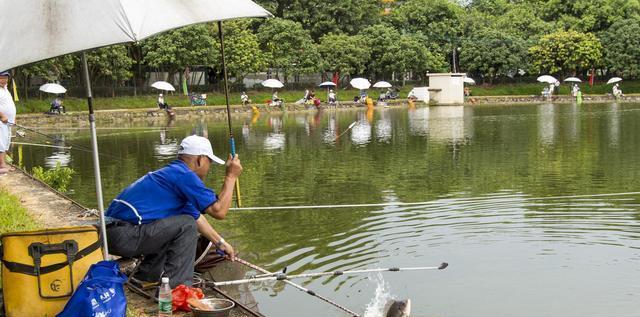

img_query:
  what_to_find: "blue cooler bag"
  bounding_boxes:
[57,260,128,317]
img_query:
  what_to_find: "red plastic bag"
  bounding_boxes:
[171,284,204,312]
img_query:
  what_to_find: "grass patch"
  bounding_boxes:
[463,81,640,97]
[0,188,40,235]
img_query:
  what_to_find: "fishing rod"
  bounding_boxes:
[333,121,357,141]
[12,142,72,150]
[207,263,449,287]
[11,123,121,160]
[229,191,640,211]
[218,20,242,207]
[235,257,361,317]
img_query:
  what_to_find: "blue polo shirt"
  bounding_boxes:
[106,160,218,225]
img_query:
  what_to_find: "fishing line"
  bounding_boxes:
[230,191,640,211]
[17,126,177,131]
[12,123,122,160]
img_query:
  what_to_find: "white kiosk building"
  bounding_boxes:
[427,73,466,104]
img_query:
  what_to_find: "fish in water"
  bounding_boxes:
[385,299,411,317]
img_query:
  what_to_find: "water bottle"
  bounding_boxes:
[158,277,172,316]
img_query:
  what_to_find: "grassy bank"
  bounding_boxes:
[15,80,640,114]
[0,188,40,234]
[16,88,412,114]
[470,80,640,96]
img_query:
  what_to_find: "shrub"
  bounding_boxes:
[32,163,75,193]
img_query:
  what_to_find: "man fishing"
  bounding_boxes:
[105,135,242,289]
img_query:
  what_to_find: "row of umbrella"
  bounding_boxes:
[260,78,394,90]
[38,81,176,95]
[537,75,623,85]
[40,75,624,95]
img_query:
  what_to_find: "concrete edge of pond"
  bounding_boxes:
[0,166,91,228]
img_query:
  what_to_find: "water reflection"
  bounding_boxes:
[351,112,372,146]
[565,103,580,142]
[374,109,392,143]
[608,103,620,146]
[538,103,556,145]
[322,114,337,144]
[408,107,429,136]
[154,128,179,159]
[428,106,473,142]
[44,135,71,168]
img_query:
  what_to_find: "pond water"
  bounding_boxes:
[13,103,640,317]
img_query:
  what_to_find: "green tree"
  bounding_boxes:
[599,19,640,78]
[391,0,464,57]
[494,5,553,39]
[529,30,603,76]
[18,56,76,82]
[379,34,448,83]
[87,45,134,97]
[257,18,319,82]
[318,33,371,79]
[17,56,77,100]
[216,21,268,83]
[142,25,217,83]
[359,24,402,78]
[281,0,381,40]
[460,28,528,83]
[541,0,640,33]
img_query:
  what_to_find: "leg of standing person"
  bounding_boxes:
[107,214,198,288]
[0,124,11,173]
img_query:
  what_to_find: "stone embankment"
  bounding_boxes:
[16,95,638,125]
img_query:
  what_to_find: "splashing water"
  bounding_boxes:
[363,273,393,317]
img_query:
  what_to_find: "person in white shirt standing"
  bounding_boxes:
[0,71,16,174]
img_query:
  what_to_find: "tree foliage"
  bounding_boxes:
[391,0,464,54]
[257,18,319,81]
[529,30,603,75]
[87,44,134,83]
[216,21,268,81]
[19,56,77,82]
[318,34,371,76]
[599,19,640,77]
[460,28,528,81]
[142,25,218,76]
[379,35,448,80]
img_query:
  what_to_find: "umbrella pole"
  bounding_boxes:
[81,53,109,258]
[218,21,242,207]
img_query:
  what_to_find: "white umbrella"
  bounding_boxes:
[0,0,271,260]
[262,79,284,88]
[537,75,558,84]
[151,81,176,91]
[564,77,582,83]
[373,81,392,88]
[0,0,271,72]
[463,77,476,84]
[607,77,623,84]
[39,83,67,94]
[350,78,371,90]
[319,81,336,87]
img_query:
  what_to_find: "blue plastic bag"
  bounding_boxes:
[57,260,128,317]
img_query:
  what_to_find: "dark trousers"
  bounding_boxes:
[106,214,198,288]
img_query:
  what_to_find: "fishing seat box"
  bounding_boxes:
[1,226,103,317]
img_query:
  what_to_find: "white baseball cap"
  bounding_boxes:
[178,135,225,165]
